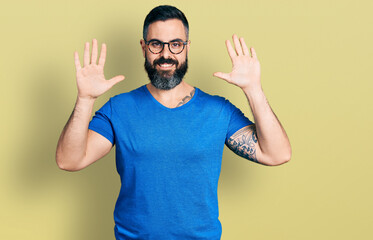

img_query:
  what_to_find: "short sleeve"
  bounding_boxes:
[225,99,254,141]
[88,98,115,145]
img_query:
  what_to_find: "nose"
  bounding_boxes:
[160,43,173,58]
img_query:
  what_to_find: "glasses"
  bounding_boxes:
[144,39,188,54]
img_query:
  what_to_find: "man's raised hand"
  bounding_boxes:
[74,39,125,100]
[213,34,261,92]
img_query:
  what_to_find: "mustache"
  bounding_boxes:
[153,57,178,66]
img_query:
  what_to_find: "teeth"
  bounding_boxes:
[159,63,173,67]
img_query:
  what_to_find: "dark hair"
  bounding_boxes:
[143,5,189,40]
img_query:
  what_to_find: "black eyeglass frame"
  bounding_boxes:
[144,39,188,55]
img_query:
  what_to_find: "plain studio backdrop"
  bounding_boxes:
[1,0,372,239]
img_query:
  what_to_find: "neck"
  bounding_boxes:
[146,81,195,108]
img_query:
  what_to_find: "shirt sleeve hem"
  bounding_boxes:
[226,122,254,140]
[88,126,115,145]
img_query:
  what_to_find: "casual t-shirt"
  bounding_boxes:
[88,84,253,240]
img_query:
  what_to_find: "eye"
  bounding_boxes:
[150,41,162,48]
[171,41,182,48]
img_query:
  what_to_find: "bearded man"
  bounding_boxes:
[56,5,292,240]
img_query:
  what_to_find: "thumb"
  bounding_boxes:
[213,72,231,82]
[107,75,125,88]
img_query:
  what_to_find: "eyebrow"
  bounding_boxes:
[148,38,185,42]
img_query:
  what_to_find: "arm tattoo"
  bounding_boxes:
[226,125,259,163]
[176,88,196,107]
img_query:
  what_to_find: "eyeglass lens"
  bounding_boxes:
[148,40,185,54]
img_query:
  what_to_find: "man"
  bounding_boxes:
[56,5,291,240]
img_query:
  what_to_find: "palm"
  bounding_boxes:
[214,35,261,91]
[229,55,260,88]
[74,39,125,99]
[76,63,108,98]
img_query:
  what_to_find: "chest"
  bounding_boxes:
[111,107,228,170]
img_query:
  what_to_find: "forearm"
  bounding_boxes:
[56,96,96,170]
[242,86,291,165]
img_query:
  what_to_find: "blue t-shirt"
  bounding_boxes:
[88,85,253,240]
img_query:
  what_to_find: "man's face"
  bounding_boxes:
[141,19,190,90]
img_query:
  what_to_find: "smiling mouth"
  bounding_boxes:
[158,63,175,69]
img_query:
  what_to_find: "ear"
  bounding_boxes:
[140,39,146,58]
[186,40,191,54]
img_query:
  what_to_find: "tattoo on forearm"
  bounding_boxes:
[227,125,259,163]
[176,88,196,107]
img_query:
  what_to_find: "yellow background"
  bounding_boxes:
[1,0,372,239]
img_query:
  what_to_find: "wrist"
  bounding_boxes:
[76,95,96,106]
[77,94,96,102]
[241,84,263,96]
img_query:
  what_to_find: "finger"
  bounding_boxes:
[74,51,82,71]
[213,72,231,82]
[91,39,98,65]
[233,34,243,56]
[251,47,258,59]
[107,75,125,88]
[239,37,250,56]
[98,43,107,67]
[225,40,236,61]
[83,42,90,67]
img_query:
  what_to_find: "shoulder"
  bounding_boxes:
[197,87,241,114]
[110,85,147,104]
[195,87,229,107]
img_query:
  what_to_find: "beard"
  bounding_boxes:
[144,54,188,90]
